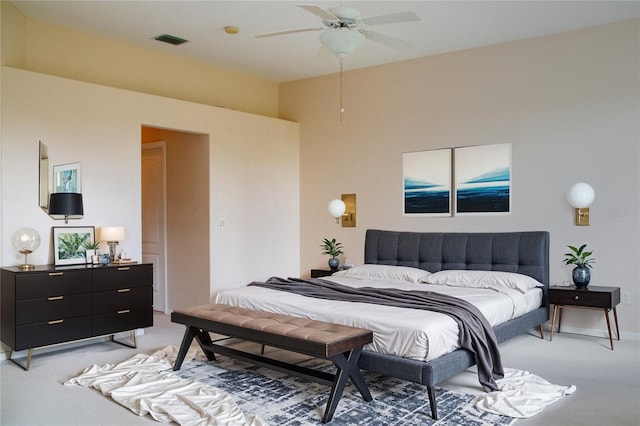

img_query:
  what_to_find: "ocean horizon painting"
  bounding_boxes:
[455,144,511,214]
[403,149,452,215]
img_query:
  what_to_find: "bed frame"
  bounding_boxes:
[357,229,550,419]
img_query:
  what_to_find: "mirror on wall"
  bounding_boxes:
[39,141,49,209]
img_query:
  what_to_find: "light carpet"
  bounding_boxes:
[67,345,516,425]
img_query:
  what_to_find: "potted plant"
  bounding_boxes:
[82,239,101,264]
[321,238,344,270]
[563,244,595,287]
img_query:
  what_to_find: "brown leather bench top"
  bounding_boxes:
[172,303,373,358]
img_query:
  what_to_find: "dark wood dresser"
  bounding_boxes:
[1,263,153,369]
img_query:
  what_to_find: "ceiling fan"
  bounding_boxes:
[255,3,421,59]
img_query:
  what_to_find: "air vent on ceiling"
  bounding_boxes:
[154,34,189,46]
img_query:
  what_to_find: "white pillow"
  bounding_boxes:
[424,270,542,293]
[333,264,431,283]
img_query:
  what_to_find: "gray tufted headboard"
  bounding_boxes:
[364,229,550,286]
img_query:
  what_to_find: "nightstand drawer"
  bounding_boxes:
[551,291,610,307]
[311,269,335,278]
[549,286,620,309]
[93,264,152,291]
[15,270,91,300]
[92,286,152,314]
[16,293,92,325]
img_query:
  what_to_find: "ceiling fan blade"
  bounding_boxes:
[361,11,420,26]
[255,27,323,38]
[361,30,414,51]
[297,4,339,21]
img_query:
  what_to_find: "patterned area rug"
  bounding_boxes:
[171,356,516,426]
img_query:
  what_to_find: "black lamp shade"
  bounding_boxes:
[49,193,84,220]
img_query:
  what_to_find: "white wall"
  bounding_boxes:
[281,19,640,336]
[1,67,300,299]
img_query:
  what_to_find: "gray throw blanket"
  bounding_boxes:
[249,277,504,392]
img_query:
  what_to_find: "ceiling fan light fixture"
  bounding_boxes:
[320,28,365,59]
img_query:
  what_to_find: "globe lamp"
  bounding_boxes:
[11,227,41,270]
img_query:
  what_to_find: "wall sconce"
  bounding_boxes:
[100,226,125,261]
[567,182,595,226]
[327,194,356,227]
[48,193,84,223]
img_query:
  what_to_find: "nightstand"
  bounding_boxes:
[548,285,620,350]
[310,269,336,278]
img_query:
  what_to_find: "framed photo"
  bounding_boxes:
[53,162,81,193]
[53,226,95,266]
[455,143,511,215]
[403,148,452,216]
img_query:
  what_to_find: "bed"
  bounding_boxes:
[216,229,550,419]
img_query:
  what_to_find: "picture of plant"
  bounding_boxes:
[53,226,95,265]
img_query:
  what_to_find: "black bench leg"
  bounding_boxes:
[174,326,196,371]
[173,326,216,371]
[427,386,438,420]
[323,347,372,423]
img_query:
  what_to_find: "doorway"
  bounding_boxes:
[141,126,210,312]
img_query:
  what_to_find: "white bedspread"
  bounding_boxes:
[64,346,265,426]
[475,368,576,418]
[215,275,542,362]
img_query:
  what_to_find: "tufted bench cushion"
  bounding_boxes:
[172,303,372,358]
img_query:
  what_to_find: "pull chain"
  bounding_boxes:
[340,58,344,122]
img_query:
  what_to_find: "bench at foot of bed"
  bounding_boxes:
[171,303,374,424]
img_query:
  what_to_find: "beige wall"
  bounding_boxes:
[1,67,300,307]
[281,19,640,335]
[0,1,279,117]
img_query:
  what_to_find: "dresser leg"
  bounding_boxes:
[111,330,137,348]
[8,348,33,371]
[613,307,620,340]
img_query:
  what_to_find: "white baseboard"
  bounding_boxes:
[542,323,639,341]
[0,329,145,362]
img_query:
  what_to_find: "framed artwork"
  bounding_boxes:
[403,148,452,216]
[53,226,95,266]
[53,162,81,193]
[454,143,511,215]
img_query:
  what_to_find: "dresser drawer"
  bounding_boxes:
[93,264,152,291]
[16,294,92,325]
[93,286,152,314]
[15,270,91,300]
[15,316,92,351]
[93,306,153,336]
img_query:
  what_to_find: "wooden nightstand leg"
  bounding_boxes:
[613,307,620,340]
[550,305,558,341]
[557,305,563,333]
[604,309,614,350]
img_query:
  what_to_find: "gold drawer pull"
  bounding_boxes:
[49,272,64,276]
[117,267,130,271]
[117,310,131,314]
[47,296,64,301]
[117,288,131,293]
[574,296,580,300]
[48,319,64,325]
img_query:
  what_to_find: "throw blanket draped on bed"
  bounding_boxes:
[249,277,504,392]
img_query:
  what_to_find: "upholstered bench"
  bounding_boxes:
[171,303,374,423]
